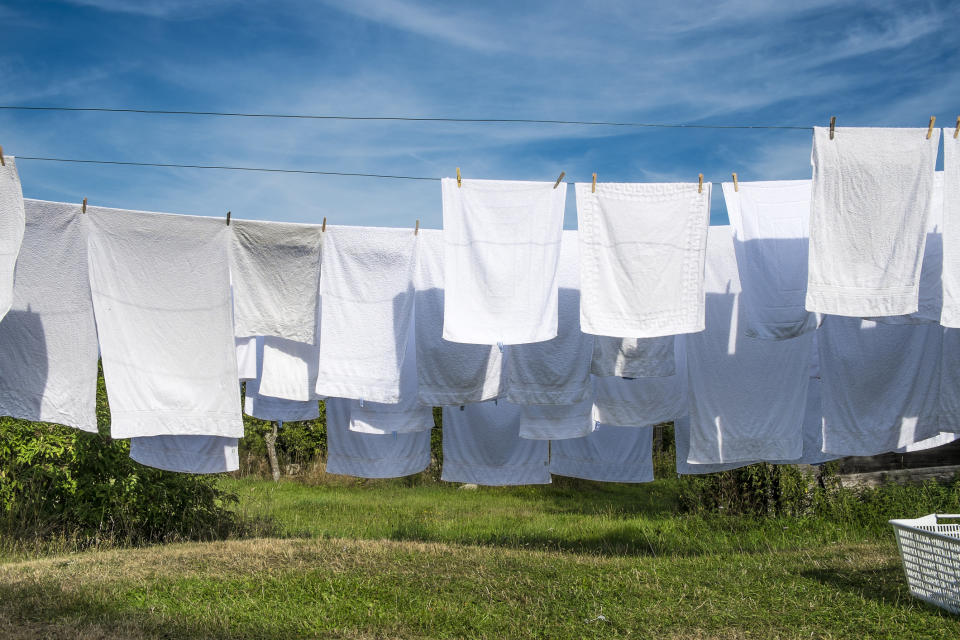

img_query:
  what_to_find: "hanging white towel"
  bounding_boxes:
[258,336,321,402]
[819,316,942,456]
[504,230,593,404]
[576,181,710,338]
[518,398,595,441]
[550,424,654,483]
[129,435,239,474]
[325,397,431,478]
[87,207,242,439]
[441,178,565,345]
[685,225,813,465]
[941,132,960,327]
[674,416,754,475]
[0,200,98,432]
[591,336,688,428]
[938,328,960,434]
[441,401,551,486]
[590,335,675,378]
[723,179,816,340]
[806,126,940,317]
[243,337,319,421]
[415,229,503,405]
[314,226,417,403]
[236,337,258,381]
[229,219,323,343]
[0,156,25,321]
[897,432,960,453]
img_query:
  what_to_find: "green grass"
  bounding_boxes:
[1,475,958,639]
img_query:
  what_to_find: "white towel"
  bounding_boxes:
[591,337,688,428]
[897,432,960,453]
[590,335,675,378]
[87,206,243,438]
[806,126,940,317]
[576,181,710,338]
[243,337,319,421]
[819,316,942,456]
[504,231,593,404]
[938,328,960,434]
[235,337,258,381]
[441,178,565,345]
[723,179,816,340]
[314,226,417,403]
[229,219,323,343]
[258,336,320,402]
[441,401,551,485]
[129,435,239,474]
[0,200,98,431]
[674,415,754,475]
[415,229,503,405]
[550,424,654,483]
[941,132,960,327]
[685,225,813,465]
[0,156,25,321]
[518,398,595,441]
[324,397,431,478]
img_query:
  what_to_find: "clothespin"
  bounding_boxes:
[591,172,597,193]
[955,115,960,139]
[698,173,703,194]
[553,171,565,189]
[732,173,739,192]
[225,211,231,226]
[414,219,420,235]
[81,197,87,214]
[0,144,5,167]
[321,217,327,232]
[829,116,836,140]
[456,167,461,188]
[927,116,936,140]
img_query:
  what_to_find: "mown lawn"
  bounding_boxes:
[0,475,958,639]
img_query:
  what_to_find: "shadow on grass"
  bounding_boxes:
[800,564,957,618]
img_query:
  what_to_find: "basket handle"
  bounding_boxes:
[935,514,960,522]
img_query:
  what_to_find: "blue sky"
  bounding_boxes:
[1,0,958,227]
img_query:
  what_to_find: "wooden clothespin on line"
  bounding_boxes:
[553,171,565,189]
[321,217,327,232]
[829,116,836,140]
[456,167,462,188]
[732,173,739,192]
[955,115,960,139]
[0,144,5,167]
[81,197,87,214]
[225,211,231,226]
[927,116,936,140]
[414,219,420,235]
[698,173,703,194]
[591,172,597,193]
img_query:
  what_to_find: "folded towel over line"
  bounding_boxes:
[130,435,239,474]
[88,207,243,438]
[590,335,675,378]
[550,424,654,484]
[441,178,565,345]
[0,156,25,321]
[243,337,319,422]
[258,336,321,402]
[941,132,960,327]
[576,181,710,338]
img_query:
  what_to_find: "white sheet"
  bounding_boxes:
[517,398,595,441]
[941,132,960,327]
[550,424,654,483]
[590,335,675,378]
[0,156,25,321]
[130,435,239,474]
[258,336,321,402]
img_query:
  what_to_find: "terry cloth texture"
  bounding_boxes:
[258,336,321,402]
[806,126,940,317]
[130,435,239,474]
[685,225,814,465]
[87,206,242,438]
[0,156,25,321]
[590,335,676,378]
[441,401,551,486]
[517,398,595,441]
[229,219,322,343]
[576,181,710,338]
[324,397,431,478]
[314,226,417,403]
[0,200,98,431]
[723,179,817,340]
[415,229,503,405]
[504,230,593,405]
[441,178,565,345]
[549,424,654,483]
[235,337,258,381]
[243,337,319,421]
[941,133,960,326]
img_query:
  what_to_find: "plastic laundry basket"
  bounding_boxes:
[889,514,960,614]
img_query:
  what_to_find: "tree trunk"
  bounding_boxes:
[264,421,281,482]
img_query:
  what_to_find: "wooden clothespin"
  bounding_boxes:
[553,171,565,189]
[321,217,327,232]
[414,219,420,235]
[456,167,461,188]
[81,197,87,214]
[927,116,936,140]
[225,210,231,226]
[698,173,703,194]
[0,144,5,167]
[955,115,960,139]
[829,116,836,140]
[732,173,739,192]
[591,172,597,193]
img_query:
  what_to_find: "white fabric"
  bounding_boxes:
[229,219,322,343]
[590,335,675,378]
[806,126,940,317]
[130,435,239,474]
[415,229,503,405]
[685,225,813,464]
[0,200,98,431]
[0,156,25,321]
[324,397,431,478]
[441,401,551,485]
[897,432,960,453]
[87,207,242,438]
[314,226,417,403]
[235,337,258,381]
[258,336,320,402]
[723,179,816,340]
[550,424,654,483]
[819,316,942,456]
[591,337,688,428]
[243,337,319,421]
[518,398,595,441]
[942,132,960,327]
[576,181,710,338]
[781,378,840,465]
[441,178,565,345]
[938,328,960,434]
[674,416,753,475]
[504,231,592,404]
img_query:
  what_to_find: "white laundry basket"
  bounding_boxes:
[889,514,960,614]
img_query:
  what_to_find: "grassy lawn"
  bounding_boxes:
[0,475,958,639]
